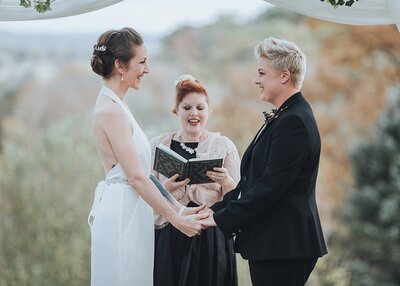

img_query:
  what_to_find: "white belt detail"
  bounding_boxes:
[87,178,129,227]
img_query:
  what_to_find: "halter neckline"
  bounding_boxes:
[101,85,126,106]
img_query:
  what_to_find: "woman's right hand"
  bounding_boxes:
[171,212,209,237]
[163,174,190,193]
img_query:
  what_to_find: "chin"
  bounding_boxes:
[260,94,268,102]
[261,94,272,103]
[187,126,202,133]
[131,84,140,90]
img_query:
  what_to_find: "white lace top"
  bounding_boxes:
[150,130,241,227]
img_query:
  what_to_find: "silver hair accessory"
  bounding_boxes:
[93,45,107,52]
[174,74,197,86]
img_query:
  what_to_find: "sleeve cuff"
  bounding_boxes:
[213,208,241,239]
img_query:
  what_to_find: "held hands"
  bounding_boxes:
[173,211,209,237]
[199,207,217,228]
[163,174,190,193]
[189,206,217,229]
[173,205,216,237]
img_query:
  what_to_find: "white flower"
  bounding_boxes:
[174,74,196,86]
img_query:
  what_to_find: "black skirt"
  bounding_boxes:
[153,202,238,286]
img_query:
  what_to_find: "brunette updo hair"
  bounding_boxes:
[91,27,143,79]
[172,75,209,114]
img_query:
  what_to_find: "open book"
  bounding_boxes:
[153,144,223,185]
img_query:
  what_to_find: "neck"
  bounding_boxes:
[178,130,202,142]
[104,77,128,101]
[272,88,300,109]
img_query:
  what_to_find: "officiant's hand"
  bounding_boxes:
[172,212,209,237]
[206,167,235,189]
[163,174,190,193]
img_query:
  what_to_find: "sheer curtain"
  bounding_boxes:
[1,0,398,31]
[0,0,123,21]
[263,0,400,31]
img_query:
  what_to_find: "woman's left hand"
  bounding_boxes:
[206,167,232,187]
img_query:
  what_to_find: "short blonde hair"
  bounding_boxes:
[255,37,306,89]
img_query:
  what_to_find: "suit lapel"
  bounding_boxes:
[240,92,305,172]
[241,123,269,170]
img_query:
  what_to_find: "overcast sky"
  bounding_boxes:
[0,0,271,36]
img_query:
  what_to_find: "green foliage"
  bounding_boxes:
[20,0,53,13]
[321,0,359,7]
[0,88,18,152]
[19,0,30,8]
[330,91,400,286]
[0,114,101,286]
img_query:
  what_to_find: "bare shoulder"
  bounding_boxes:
[93,98,127,131]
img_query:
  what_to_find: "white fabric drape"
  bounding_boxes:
[263,0,400,32]
[1,0,398,31]
[0,0,124,21]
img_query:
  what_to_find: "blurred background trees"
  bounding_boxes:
[318,91,400,286]
[0,116,99,285]
[0,6,399,285]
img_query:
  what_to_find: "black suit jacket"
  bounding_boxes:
[211,92,328,260]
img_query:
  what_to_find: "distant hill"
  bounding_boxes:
[0,30,162,61]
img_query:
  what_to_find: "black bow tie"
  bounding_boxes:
[263,109,278,124]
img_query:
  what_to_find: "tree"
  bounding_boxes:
[304,23,400,230]
[330,90,400,285]
[0,115,99,286]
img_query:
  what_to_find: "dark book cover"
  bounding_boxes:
[153,144,223,185]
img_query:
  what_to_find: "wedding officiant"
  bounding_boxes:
[149,74,241,286]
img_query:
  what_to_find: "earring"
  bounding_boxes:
[120,72,124,82]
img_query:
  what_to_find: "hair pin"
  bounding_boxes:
[93,45,107,52]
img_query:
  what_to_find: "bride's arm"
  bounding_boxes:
[149,174,206,216]
[149,174,182,211]
[100,107,207,236]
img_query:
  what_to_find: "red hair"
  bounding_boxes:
[172,79,209,114]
